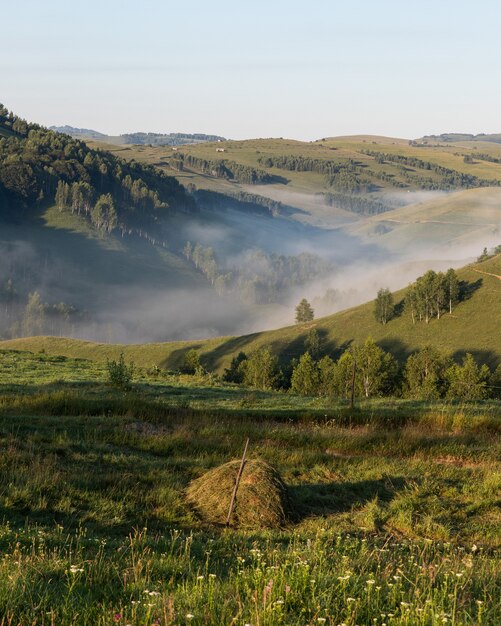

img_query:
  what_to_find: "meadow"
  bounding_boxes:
[0,349,499,625]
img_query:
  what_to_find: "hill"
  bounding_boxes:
[91,134,501,233]
[421,132,501,144]
[50,125,226,146]
[345,187,501,255]
[49,125,107,139]
[3,254,500,370]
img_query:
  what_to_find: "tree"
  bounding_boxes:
[373,287,394,325]
[404,346,450,400]
[183,241,193,260]
[433,272,447,320]
[91,194,117,232]
[106,353,134,389]
[416,270,437,324]
[22,291,45,336]
[405,284,418,324]
[331,351,356,399]
[304,327,321,358]
[240,348,280,390]
[295,298,314,323]
[445,268,459,314]
[55,180,70,210]
[180,349,203,374]
[290,352,320,396]
[353,338,398,398]
[445,353,491,400]
[317,355,336,397]
[223,352,247,383]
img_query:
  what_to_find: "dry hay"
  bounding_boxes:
[186,459,290,529]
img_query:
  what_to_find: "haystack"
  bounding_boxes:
[186,459,290,528]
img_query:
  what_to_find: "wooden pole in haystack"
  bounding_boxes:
[226,438,250,527]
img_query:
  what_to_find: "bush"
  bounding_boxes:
[106,353,134,389]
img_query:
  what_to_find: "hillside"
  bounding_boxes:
[50,125,226,146]
[345,187,501,255]
[91,135,501,235]
[3,254,500,370]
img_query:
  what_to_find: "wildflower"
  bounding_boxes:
[317,619,326,624]
[148,590,161,596]
[186,615,194,620]
[338,574,350,581]
[209,573,216,578]
[366,579,375,585]
[455,572,463,578]
[197,575,204,580]
[114,614,122,622]
[400,602,410,608]
[69,565,84,574]
[347,597,356,603]
[471,544,478,552]
[285,585,291,594]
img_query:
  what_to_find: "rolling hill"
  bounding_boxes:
[50,125,226,146]
[2,254,500,371]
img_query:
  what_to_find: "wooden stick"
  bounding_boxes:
[226,438,250,527]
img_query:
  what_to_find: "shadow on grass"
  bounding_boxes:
[289,476,407,521]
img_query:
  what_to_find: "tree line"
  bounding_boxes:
[362,149,500,190]
[322,192,392,216]
[182,242,333,304]
[182,337,500,401]
[173,154,274,184]
[189,187,283,217]
[372,269,462,326]
[257,155,374,193]
[0,285,85,339]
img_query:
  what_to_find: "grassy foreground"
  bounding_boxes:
[0,350,499,625]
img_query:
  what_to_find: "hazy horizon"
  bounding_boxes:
[3,0,501,140]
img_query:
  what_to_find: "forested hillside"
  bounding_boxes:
[0,104,196,230]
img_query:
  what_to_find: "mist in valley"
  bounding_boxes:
[1,189,497,345]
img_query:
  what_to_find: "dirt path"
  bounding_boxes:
[472,268,501,281]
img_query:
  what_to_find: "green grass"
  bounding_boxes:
[87,137,501,248]
[0,349,499,623]
[3,255,500,372]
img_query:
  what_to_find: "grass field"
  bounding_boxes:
[87,136,501,243]
[3,255,500,372]
[0,348,499,624]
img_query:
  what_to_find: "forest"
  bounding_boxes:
[182,241,333,304]
[0,104,196,228]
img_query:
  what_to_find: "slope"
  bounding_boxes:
[345,187,501,255]
[2,255,500,370]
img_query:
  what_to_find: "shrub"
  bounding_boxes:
[106,353,134,389]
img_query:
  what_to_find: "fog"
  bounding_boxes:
[0,193,498,344]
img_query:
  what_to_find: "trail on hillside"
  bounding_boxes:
[472,268,501,281]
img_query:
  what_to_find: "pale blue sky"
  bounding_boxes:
[2,0,501,139]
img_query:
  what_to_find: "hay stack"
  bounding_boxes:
[186,459,290,528]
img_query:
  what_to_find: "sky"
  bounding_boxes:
[2,0,501,140]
